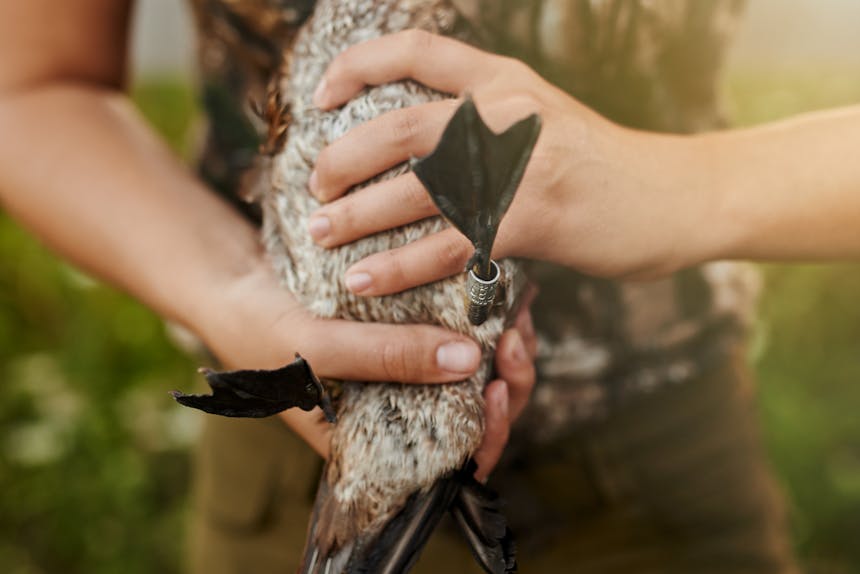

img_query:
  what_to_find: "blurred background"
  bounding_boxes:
[1,1,859,573]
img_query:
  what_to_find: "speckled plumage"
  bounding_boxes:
[258,0,523,559]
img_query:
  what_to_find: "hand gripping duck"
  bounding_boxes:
[171,2,540,572]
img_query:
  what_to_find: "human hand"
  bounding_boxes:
[194,257,536,472]
[308,31,718,288]
[473,295,538,482]
[192,259,485,458]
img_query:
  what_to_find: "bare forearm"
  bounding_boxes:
[699,105,860,263]
[0,82,260,330]
[0,83,337,454]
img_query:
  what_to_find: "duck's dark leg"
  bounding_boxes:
[411,96,541,325]
[170,353,336,422]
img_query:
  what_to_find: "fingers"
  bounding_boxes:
[292,316,482,384]
[514,285,539,357]
[309,100,458,202]
[494,327,537,423]
[473,379,510,483]
[309,173,440,247]
[311,94,541,203]
[515,308,537,359]
[344,227,472,296]
[473,312,538,481]
[313,30,501,109]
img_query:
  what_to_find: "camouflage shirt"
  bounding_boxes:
[188,0,759,439]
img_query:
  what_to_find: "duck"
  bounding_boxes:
[172,1,538,571]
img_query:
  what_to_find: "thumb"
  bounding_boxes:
[295,319,482,383]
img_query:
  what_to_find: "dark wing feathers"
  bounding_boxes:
[451,475,517,574]
[349,473,461,574]
[298,460,517,574]
[298,461,517,574]
[412,96,541,276]
[170,354,336,422]
[300,468,460,574]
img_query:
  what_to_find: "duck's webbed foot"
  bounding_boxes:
[170,354,336,423]
[411,96,541,326]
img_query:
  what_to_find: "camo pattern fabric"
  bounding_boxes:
[188,0,760,440]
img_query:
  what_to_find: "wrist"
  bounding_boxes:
[605,126,731,277]
[646,129,737,273]
[154,189,279,365]
[184,253,294,370]
[688,131,748,265]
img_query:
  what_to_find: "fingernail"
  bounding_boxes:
[313,77,328,107]
[345,272,372,293]
[308,215,331,241]
[436,341,481,374]
[308,170,319,197]
[508,330,527,364]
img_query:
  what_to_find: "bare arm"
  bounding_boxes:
[304,31,860,294]
[0,3,502,458]
[700,106,860,264]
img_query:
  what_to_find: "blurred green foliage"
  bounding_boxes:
[0,80,198,574]
[0,69,858,574]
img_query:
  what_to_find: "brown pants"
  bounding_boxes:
[188,356,798,573]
